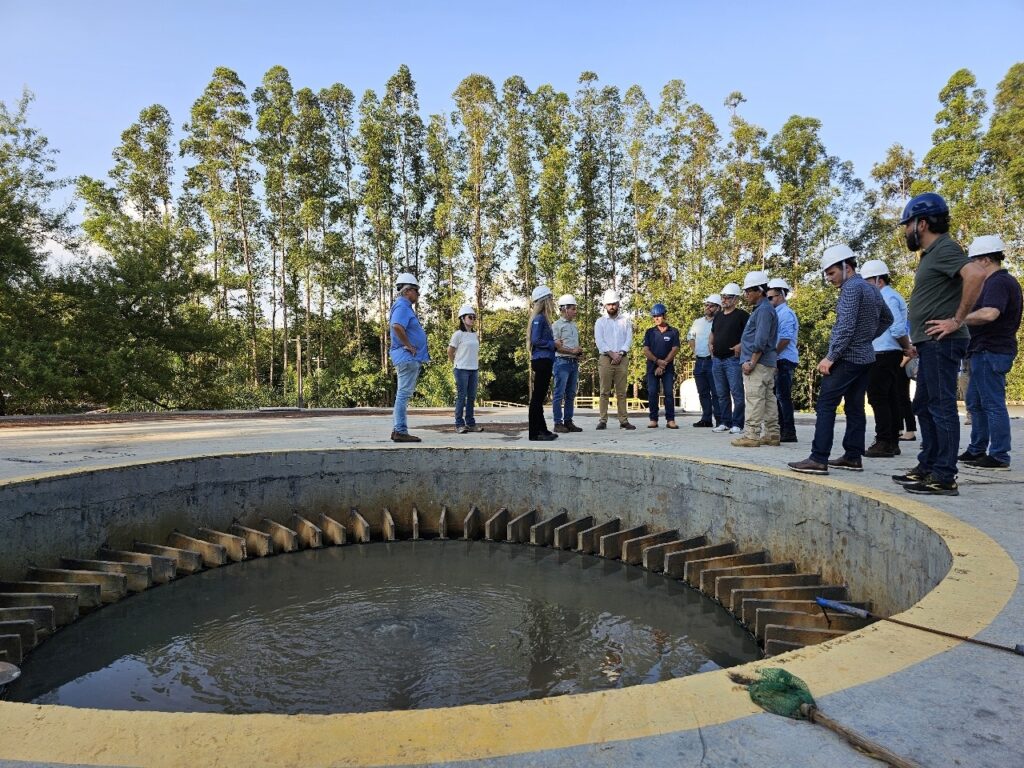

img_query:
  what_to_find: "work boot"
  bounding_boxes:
[596,421,607,430]
[553,423,570,433]
[864,441,895,458]
[391,431,421,443]
[565,420,583,432]
[620,422,636,430]
[828,456,863,471]
[731,436,761,447]
[761,435,781,447]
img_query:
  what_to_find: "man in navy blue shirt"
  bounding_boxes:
[643,304,680,428]
[789,246,892,475]
[960,235,1022,470]
[389,272,430,442]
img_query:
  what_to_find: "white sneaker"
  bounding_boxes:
[729,426,743,435]
[712,425,729,433]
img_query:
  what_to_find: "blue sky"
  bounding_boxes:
[3,0,1023,205]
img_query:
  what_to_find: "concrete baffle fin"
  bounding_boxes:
[463,506,482,541]
[754,608,874,642]
[95,549,176,585]
[698,560,792,596]
[577,518,620,555]
[552,515,593,550]
[166,532,228,568]
[133,542,204,574]
[740,598,868,627]
[26,568,127,604]
[621,530,679,565]
[228,523,274,557]
[0,581,101,611]
[484,507,509,541]
[58,558,152,594]
[641,534,707,572]
[291,515,324,549]
[719,573,822,611]
[348,508,371,544]
[438,506,449,540]
[663,541,736,580]
[0,592,79,626]
[411,507,420,541]
[598,524,646,559]
[506,509,537,544]
[0,634,22,665]
[0,606,56,636]
[530,509,569,547]
[316,514,346,546]
[763,624,849,654]
[0,620,37,652]
[380,509,396,542]
[686,551,770,589]
[259,519,299,553]
[732,584,848,615]
[196,528,247,562]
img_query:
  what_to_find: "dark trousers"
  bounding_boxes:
[897,367,916,432]
[694,357,719,424]
[914,338,968,483]
[646,368,676,422]
[529,357,553,438]
[866,350,904,444]
[775,359,797,438]
[809,360,871,464]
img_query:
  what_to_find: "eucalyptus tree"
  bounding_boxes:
[982,62,1024,243]
[253,64,296,385]
[181,67,264,383]
[319,81,364,352]
[357,88,398,367]
[383,65,428,278]
[864,143,919,267]
[621,85,659,295]
[110,104,174,223]
[424,112,465,324]
[654,79,691,279]
[501,75,536,293]
[919,68,988,237]
[574,72,605,304]
[597,83,626,286]
[452,74,506,338]
[532,84,572,288]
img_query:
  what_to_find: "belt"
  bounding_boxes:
[696,355,711,359]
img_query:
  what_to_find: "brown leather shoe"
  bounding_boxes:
[391,431,422,443]
[828,456,863,471]
[788,458,828,475]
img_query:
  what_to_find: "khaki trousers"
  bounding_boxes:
[598,354,630,424]
[743,364,780,440]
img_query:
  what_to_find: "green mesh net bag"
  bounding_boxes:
[746,668,816,720]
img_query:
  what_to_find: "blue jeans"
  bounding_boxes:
[393,360,421,434]
[454,368,478,427]
[775,359,796,438]
[694,357,720,424]
[809,360,870,464]
[712,357,744,428]
[966,350,1014,465]
[552,357,579,424]
[914,337,968,483]
[646,368,676,422]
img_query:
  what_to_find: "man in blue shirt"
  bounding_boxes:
[861,260,913,458]
[389,272,430,442]
[789,246,892,475]
[733,271,779,447]
[643,303,680,428]
[767,278,799,443]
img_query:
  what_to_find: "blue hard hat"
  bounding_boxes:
[899,192,949,225]
[651,303,667,317]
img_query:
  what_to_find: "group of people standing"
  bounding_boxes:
[387,192,1020,496]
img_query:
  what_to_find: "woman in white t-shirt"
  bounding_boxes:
[448,304,482,433]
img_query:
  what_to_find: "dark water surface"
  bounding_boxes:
[9,541,760,713]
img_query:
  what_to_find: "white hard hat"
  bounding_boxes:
[967,234,1007,259]
[457,304,476,318]
[396,272,419,289]
[601,288,621,305]
[860,259,890,280]
[531,285,553,302]
[767,277,790,292]
[557,294,577,307]
[704,293,722,306]
[820,244,855,273]
[720,282,741,297]
[742,270,769,290]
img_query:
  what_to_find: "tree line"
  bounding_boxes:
[1,62,1022,415]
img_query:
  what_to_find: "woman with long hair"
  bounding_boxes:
[527,286,558,441]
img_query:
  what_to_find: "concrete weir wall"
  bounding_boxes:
[0,448,951,615]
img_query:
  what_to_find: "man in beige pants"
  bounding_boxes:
[594,289,636,430]
[733,270,780,447]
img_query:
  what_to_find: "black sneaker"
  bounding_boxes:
[958,449,984,463]
[595,421,607,430]
[565,420,584,432]
[828,456,863,471]
[692,420,713,428]
[553,423,570,433]
[904,476,959,496]
[892,466,928,484]
[965,455,1010,470]
[620,422,636,430]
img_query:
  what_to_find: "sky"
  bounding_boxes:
[3,0,1023,215]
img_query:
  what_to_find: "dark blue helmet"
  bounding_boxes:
[651,303,667,317]
[899,192,949,225]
